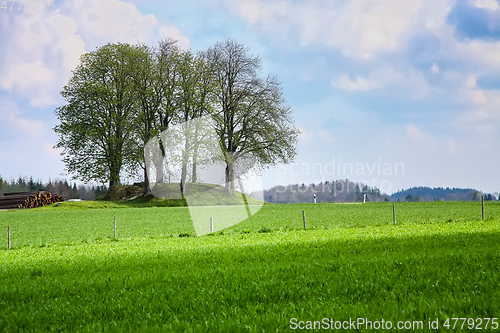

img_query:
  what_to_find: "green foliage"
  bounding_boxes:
[0,175,44,196]
[55,43,144,187]
[0,176,106,200]
[265,179,389,203]
[54,39,300,193]
[392,186,488,201]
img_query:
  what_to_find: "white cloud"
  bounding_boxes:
[471,89,488,105]
[0,0,190,108]
[318,130,334,143]
[63,0,190,49]
[46,14,86,72]
[332,67,430,97]
[459,40,500,69]
[333,74,379,91]
[466,76,477,89]
[447,54,500,136]
[0,98,66,180]
[297,126,311,143]
[2,60,55,93]
[430,62,440,74]
[471,0,500,11]
[455,88,500,135]
[0,100,45,138]
[0,11,84,107]
[225,0,457,100]
[159,25,190,50]
[224,0,452,58]
[399,124,470,181]
[405,124,433,145]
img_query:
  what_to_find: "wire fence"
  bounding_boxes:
[2,200,499,250]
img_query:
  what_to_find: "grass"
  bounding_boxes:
[230,201,500,232]
[0,221,499,331]
[0,205,194,248]
[0,201,499,331]
[0,201,499,248]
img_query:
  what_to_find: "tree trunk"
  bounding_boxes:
[109,177,120,189]
[143,144,151,196]
[225,159,235,192]
[191,157,197,183]
[143,167,150,196]
[180,136,190,195]
[109,159,121,189]
[180,163,187,195]
[154,139,165,184]
[191,118,202,183]
[191,141,198,183]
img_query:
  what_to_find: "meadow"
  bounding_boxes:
[1,201,499,247]
[0,201,499,332]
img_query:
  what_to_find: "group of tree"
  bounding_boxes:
[0,175,106,200]
[391,186,499,202]
[262,179,390,203]
[261,182,500,204]
[55,38,299,196]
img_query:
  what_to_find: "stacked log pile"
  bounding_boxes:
[0,191,63,209]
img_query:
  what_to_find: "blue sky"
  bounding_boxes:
[1,0,500,194]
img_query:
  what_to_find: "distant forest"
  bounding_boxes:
[2,175,498,203]
[390,186,499,202]
[0,176,106,200]
[261,179,390,204]
[260,181,499,204]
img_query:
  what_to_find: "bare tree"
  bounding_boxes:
[205,39,299,191]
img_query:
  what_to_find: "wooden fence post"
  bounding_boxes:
[393,203,396,225]
[210,217,213,233]
[482,195,485,221]
[303,210,306,229]
[7,226,10,250]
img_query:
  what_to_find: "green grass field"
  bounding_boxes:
[1,201,499,332]
[0,201,499,247]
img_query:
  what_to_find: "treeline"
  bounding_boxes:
[262,179,390,203]
[0,176,106,200]
[260,182,499,204]
[55,38,298,197]
[390,186,499,202]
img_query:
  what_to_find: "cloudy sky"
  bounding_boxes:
[1,0,500,194]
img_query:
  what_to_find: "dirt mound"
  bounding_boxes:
[97,185,143,201]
